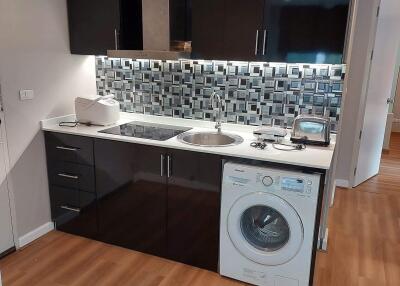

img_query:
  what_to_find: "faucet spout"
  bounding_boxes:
[210,92,223,133]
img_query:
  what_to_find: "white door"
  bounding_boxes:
[354,0,400,186]
[0,116,14,254]
[227,192,303,265]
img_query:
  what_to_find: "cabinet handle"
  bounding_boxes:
[160,154,165,177]
[60,205,81,213]
[262,30,267,55]
[114,29,118,50]
[56,146,78,152]
[255,30,259,55]
[167,155,171,178]
[57,173,79,180]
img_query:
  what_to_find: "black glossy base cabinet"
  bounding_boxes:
[95,140,168,258]
[95,139,221,271]
[167,149,221,271]
[45,132,222,272]
[45,132,98,240]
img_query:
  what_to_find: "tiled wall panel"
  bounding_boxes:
[96,57,345,131]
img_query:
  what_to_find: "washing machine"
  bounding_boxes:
[220,162,322,286]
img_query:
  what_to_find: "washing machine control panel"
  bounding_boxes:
[282,177,306,193]
[256,173,315,197]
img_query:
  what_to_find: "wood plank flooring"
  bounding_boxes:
[1,133,400,286]
[314,132,400,286]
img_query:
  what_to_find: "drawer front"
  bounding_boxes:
[49,161,95,193]
[45,132,94,166]
[50,185,97,239]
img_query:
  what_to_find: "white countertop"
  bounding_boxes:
[41,112,335,170]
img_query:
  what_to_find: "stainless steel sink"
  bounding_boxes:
[177,131,243,147]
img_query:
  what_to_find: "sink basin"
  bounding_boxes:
[177,131,243,147]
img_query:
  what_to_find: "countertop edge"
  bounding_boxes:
[41,114,334,171]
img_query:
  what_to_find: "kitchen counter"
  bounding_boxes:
[41,112,336,170]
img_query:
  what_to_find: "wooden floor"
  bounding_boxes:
[314,132,400,286]
[1,134,400,286]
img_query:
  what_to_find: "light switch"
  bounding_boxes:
[19,89,34,101]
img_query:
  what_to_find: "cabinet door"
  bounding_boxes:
[191,0,226,59]
[167,150,222,272]
[67,0,120,55]
[222,0,265,61]
[170,0,192,42]
[95,139,168,257]
[261,0,350,63]
[119,0,143,50]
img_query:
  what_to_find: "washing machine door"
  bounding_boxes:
[227,192,304,265]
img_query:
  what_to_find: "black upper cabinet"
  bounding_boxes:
[67,0,142,55]
[191,0,225,59]
[191,0,349,63]
[221,0,265,61]
[260,0,350,64]
[170,0,192,42]
[118,0,143,51]
[68,0,349,62]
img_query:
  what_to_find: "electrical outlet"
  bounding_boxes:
[19,89,34,101]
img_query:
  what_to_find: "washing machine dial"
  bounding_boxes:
[262,176,273,187]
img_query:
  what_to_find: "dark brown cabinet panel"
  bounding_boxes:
[170,0,192,42]
[191,0,226,60]
[95,139,168,258]
[45,132,97,240]
[167,149,221,272]
[45,132,94,166]
[48,161,95,193]
[67,0,142,55]
[45,132,223,272]
[50,186,97,239]
[67,0,120,55]
[260,0,350,63]
[191,0,349,63]
[222,0,264,61]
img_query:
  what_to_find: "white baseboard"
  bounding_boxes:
[18,222,54,248]
[335,179,350,188]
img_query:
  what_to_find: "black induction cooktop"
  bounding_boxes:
[99,121,192,141]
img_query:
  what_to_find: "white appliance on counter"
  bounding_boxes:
[75,95,120,126]
[220,162,322,286]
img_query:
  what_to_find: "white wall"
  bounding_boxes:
[0,0,96,237]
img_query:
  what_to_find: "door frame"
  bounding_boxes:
[334,0,381,187]
[0,107,18,249]
[349,0,400,186]
[328,0,381,188]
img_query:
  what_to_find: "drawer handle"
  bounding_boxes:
[167,155,172,178]
[160,154,165,177]
[57,173,79,180]
[60,205,81,213]
[56,146,78,152]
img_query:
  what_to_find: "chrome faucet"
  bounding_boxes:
[210,92,223,133]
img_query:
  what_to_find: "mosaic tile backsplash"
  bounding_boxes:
[96,57,345,131]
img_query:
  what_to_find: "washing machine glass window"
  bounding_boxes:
[228,192,304,265]
[240,205,290,252]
